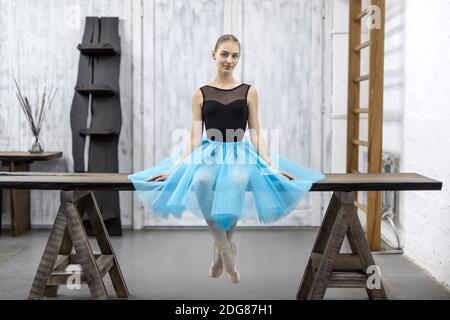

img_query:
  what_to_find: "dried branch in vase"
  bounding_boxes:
[13,78,58,153]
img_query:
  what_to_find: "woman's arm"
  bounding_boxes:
[247,86,295,180]
[146,89,204,182]
[247,86,273,165]
[174,88,204,167]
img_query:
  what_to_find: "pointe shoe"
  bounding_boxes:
[209,242,223,278]
[217,241,240,284]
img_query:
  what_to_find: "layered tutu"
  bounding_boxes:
[128,137,326,231]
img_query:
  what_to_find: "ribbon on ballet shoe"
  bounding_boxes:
[225,242,240,284]
[209,242,223,278]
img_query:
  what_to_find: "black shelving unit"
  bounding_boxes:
[77,43,116,55]
[79,128,117,137]
[75,84,114,96]
[70,17,123,236]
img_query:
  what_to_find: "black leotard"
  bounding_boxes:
[199,83,251,142]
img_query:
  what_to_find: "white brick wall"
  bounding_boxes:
[330,0,450,288]
[402,0,450,289]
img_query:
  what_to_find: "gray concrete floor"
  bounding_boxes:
[0,228,449,300]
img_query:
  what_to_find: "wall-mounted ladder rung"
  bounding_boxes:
[353,108,369,114]
[355,8,370,21]
[353,74,369,83]
[352,139,368,147]
[354,200,367,213]
[354,40,371,52]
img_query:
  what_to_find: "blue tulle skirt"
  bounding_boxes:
[128,137,326,231]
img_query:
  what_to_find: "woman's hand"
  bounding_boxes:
[145,160,182,182]
[145,173,171,182]
[279,171,296,180]
[267,162,296,180]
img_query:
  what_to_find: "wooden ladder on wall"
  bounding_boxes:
[346,0,385,251]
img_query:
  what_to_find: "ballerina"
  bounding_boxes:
[128,34,325,284]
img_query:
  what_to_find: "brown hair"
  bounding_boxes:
[214,34,241,54]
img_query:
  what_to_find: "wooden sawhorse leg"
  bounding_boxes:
[28,190,129,300]
[296,191,387,300]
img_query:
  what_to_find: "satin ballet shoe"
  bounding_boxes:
[209,242,223,278]
[217,241,240,284]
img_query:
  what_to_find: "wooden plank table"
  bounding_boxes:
[0,152,63,236]
[0,172,442,300]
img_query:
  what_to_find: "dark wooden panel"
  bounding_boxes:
[0,152,62,162]
[79,128,117,136]
[77,43,115,55]
[70,17,122,234]
[310,173,442,191]
[0,172,442,192]
[74,84,114,96]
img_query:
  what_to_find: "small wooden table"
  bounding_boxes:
[0,152,63,236]
[0,172,442,300]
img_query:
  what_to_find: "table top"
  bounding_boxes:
[0,172,443,192]
[0,152,63,162]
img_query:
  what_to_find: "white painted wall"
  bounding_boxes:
[330,0,449,288]
[402,0,450,289]
[0,0,326,230]
[138,0,325,229]
[0,0,135,227]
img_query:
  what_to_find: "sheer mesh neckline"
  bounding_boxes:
[205,83,244,91]
[201,83,250,105]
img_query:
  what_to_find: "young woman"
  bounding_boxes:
[128,34,325,284]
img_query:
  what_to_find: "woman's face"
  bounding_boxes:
[212,41,240,73]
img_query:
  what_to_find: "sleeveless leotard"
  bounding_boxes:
[199,83,251,142]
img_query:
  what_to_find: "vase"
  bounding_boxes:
[29,135,44,154]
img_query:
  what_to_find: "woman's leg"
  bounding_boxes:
[192,165,247,282]
[226,165,250,224]
[192,165,217,221]
[192,166,238,276]
[194,164,240,244]
[214,166,248,278]
[205,219,237,268]
[192,166,231,244]
[226,220,238,241]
